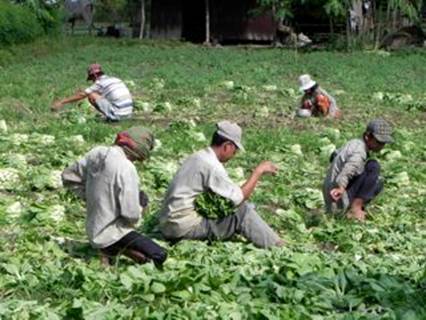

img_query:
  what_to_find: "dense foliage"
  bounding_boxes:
[0,0,43,45]
[0,0,60,46]
[0,38,425,319]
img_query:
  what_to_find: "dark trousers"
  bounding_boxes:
[346,160,383,205]
[101,231,167,266]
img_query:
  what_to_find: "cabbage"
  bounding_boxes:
[290,144,303,156]
[0,120,7,133]
[68,135,85,145]
[385,150,402,161]
[32,134,55,145]
[192,132,207,142]
[193,98,201,108]
[154,139,162,151]
[47,170,63,189]
[152,78,165,90]
[0,168,20,190]
[389,171,410,186]
[262,85,278,92]
[6,201,23,216]
[222,80,234,90]
[11,134,29,145]
[49,204,65,222]
[320,144,336,159]
[373,92,384,101]
[256,106,269,118]
[124,80,136,87]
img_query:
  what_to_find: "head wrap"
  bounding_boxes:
[115,127,154,160]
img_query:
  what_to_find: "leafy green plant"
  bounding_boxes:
[194,191,235,220]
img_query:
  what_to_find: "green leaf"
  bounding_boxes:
[120,274,133,290]
[151,282,166,294]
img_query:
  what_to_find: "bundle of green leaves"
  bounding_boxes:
[194,191,235,220]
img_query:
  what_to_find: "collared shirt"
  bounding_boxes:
[85,75,133,118]
[159,147,244,238]
[323,138,368,213]
[62,146,141,248]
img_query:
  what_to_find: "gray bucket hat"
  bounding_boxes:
[366,118,393,143]
[216,120,245,151]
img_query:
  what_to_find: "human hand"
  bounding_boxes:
[139,190,149,209]
[330,186,345,202]
[51,100,63,112]
[303,100,313,109]
[255,161,279,176]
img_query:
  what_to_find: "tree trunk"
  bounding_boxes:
[346,12,352,50]
[374,1,383,49]
[204,0,210,44]
[139,0,145,39]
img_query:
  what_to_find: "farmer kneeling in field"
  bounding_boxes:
[323,119,393,221]
[296,74,341,119]
[51,63,133,121]
[158,120,285,248]
[61,127,167,266]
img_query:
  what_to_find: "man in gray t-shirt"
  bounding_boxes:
[159,121,284,249]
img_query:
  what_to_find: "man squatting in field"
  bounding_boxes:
[61,126,167,266]
[323,119,393,221]
[51,64,133,121]
[158,120,285,248]
[296,74,341,119]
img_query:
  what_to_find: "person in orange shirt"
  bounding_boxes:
[297,74,341,118]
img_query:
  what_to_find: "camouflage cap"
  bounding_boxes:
[126,126,155,159]
[115,126,155,161]
[366,118,393,144]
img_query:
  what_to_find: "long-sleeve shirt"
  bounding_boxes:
[62,146,141,248]
[323,138,368,213]
[159,147,244,238]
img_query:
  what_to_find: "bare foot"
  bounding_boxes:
[275,239,286,247]
[100,254,111,267]
[346,209,366,222]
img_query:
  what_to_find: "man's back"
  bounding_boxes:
[77,146,140,248]
[85,75,133,117]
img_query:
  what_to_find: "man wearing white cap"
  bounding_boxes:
[159,120,284,248]
[297,74,340,118]
[51,63,133,122]
[323,118,393,221]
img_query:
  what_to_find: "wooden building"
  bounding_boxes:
[150,0,276,43]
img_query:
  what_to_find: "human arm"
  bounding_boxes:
[301,95,313,110]
[241,161,278,201]
[117,167,142,226]
[51,90,87,111]
[62,156,88,200]
[330,150,366,201]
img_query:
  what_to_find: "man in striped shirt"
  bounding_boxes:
[52,64,133,121]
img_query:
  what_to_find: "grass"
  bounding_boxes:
[0,36,425,319]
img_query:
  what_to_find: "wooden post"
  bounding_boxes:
[204,0,210,45]
[139,0,145,39]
